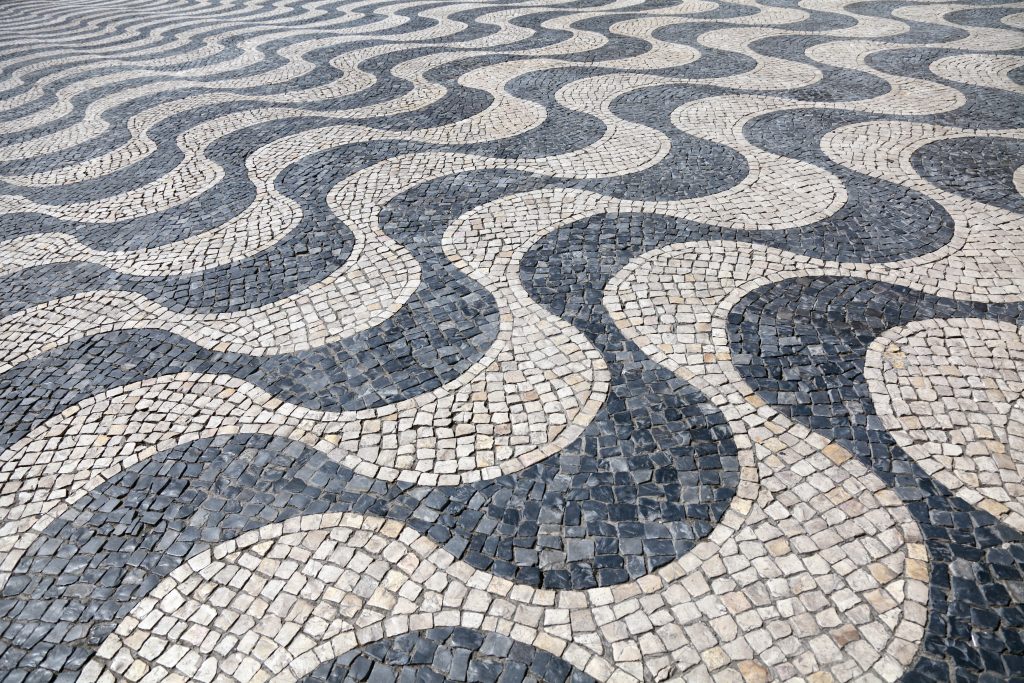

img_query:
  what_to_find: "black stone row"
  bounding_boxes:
[300,627,597,683]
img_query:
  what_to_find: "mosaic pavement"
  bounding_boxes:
[0,0,1022,680]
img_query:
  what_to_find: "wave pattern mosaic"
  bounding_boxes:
[0,0,1022,680]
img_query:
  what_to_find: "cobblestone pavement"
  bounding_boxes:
[0,0,1022,681]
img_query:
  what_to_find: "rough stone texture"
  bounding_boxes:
[0,0,1021,680]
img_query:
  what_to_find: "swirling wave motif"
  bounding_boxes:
[0,0,1022,680]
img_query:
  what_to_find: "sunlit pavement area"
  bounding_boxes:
[0,0,1023,680]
